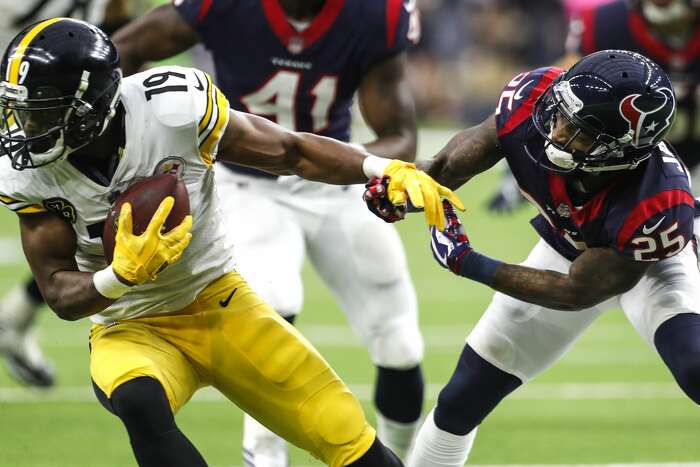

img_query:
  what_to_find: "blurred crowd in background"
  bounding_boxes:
[0,0,619,126]
[410,0,615,125]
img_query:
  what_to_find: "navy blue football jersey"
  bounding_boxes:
[566,0,700,168]
[495,67,696,262]
[175,0,416,173]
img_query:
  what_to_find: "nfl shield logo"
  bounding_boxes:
[556,203,571,218]
[288,36,304,54]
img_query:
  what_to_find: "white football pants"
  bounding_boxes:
[215,169,423,369]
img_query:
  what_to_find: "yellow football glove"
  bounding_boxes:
[383,160,464,230]
[112,197,193,285]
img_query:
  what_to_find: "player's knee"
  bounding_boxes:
[435,345,521,435]
[368,325,424,369]
[300,382,372,464]
[110,377,175,434]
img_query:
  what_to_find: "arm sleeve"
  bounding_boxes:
[565,8,597,55]
[141,66,230,167]
[361,0,418,70]
[172,0,232,40]
[615,191,696,261]
[0,194,46,214]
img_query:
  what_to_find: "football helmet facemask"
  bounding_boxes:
[0,18,121,170]
[524,50,676,173]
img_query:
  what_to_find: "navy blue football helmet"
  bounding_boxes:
[524,50,676,173]
[0,18,121,170]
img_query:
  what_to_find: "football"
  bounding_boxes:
[102,173,190,263]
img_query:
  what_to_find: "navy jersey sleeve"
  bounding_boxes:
[495,67,564,139]
[359,0,419,71]
[614,190,695,261]
[565,1,630,55]
[173,0,233,39]
[565,7,597,55]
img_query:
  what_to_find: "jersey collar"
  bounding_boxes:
[262,0,345,54]
[628,10,700,70]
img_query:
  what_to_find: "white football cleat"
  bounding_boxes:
[0,285,54,387]
[242,414,289,467]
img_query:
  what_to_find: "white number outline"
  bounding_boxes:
[18,61,29,85]
[631,221,685,261]
[241,70,339,132]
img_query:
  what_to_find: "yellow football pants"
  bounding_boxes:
[89,271,375,466]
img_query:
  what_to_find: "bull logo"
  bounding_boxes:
[619,87,675,148]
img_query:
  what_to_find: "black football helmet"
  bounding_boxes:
[524,50,676,173]
[0,18,121,170]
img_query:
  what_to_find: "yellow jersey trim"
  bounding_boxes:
[15,204,47,214]
[198,87,229,167]
[197,73,214,135]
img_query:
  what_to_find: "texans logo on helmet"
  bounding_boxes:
[619,87,675,147]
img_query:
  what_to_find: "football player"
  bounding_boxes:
[0,0,130,389]
[111,0,425,462]
[366,50,700,466]
[487,0,700,213]
[0,18,460,467]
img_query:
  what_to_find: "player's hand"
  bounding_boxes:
[363,176,407,223]
[430,200,473,274]
[112,197,193,285]
[369,160,464,230]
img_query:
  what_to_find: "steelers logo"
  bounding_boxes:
[154,156,187,177]
[42,197,77,223]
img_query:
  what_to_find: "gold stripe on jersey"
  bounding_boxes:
[15,204,46,214]
[197,73,214,135]
[0,194,20,206]
[7,18,65,84]
[198,87,229,166]
[0,195,46,213]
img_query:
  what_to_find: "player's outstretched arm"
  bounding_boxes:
[217,110,462,228]
[431,202,651,311]
[19,212,116,321]
[418,115,504,191]
[112,4,199,76]
[358,53,417,162]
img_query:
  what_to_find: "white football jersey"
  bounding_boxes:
[0,66,236,324]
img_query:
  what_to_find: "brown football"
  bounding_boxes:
[102,173,190,263]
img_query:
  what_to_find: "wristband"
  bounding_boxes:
[362,155,392,179]
[93,265,132,299]
[454,250,503,286]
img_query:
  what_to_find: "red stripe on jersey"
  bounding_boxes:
[580,7,596,55]
[262,0,345,52]
[628,10,700,67]
[497,67,564,137]
[386,0,403,49]
[197,0,214,22]
[616,189,695,250]
[548,173,612,227]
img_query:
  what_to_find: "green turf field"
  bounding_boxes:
[0,128,697,467]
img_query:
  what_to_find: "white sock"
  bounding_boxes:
[407,407,477,467]
[376,411,420,460]
[0,284,39,331]
[242,413,288,467]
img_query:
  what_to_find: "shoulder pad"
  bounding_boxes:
[495,67,564,137]
[124,66,218,129]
